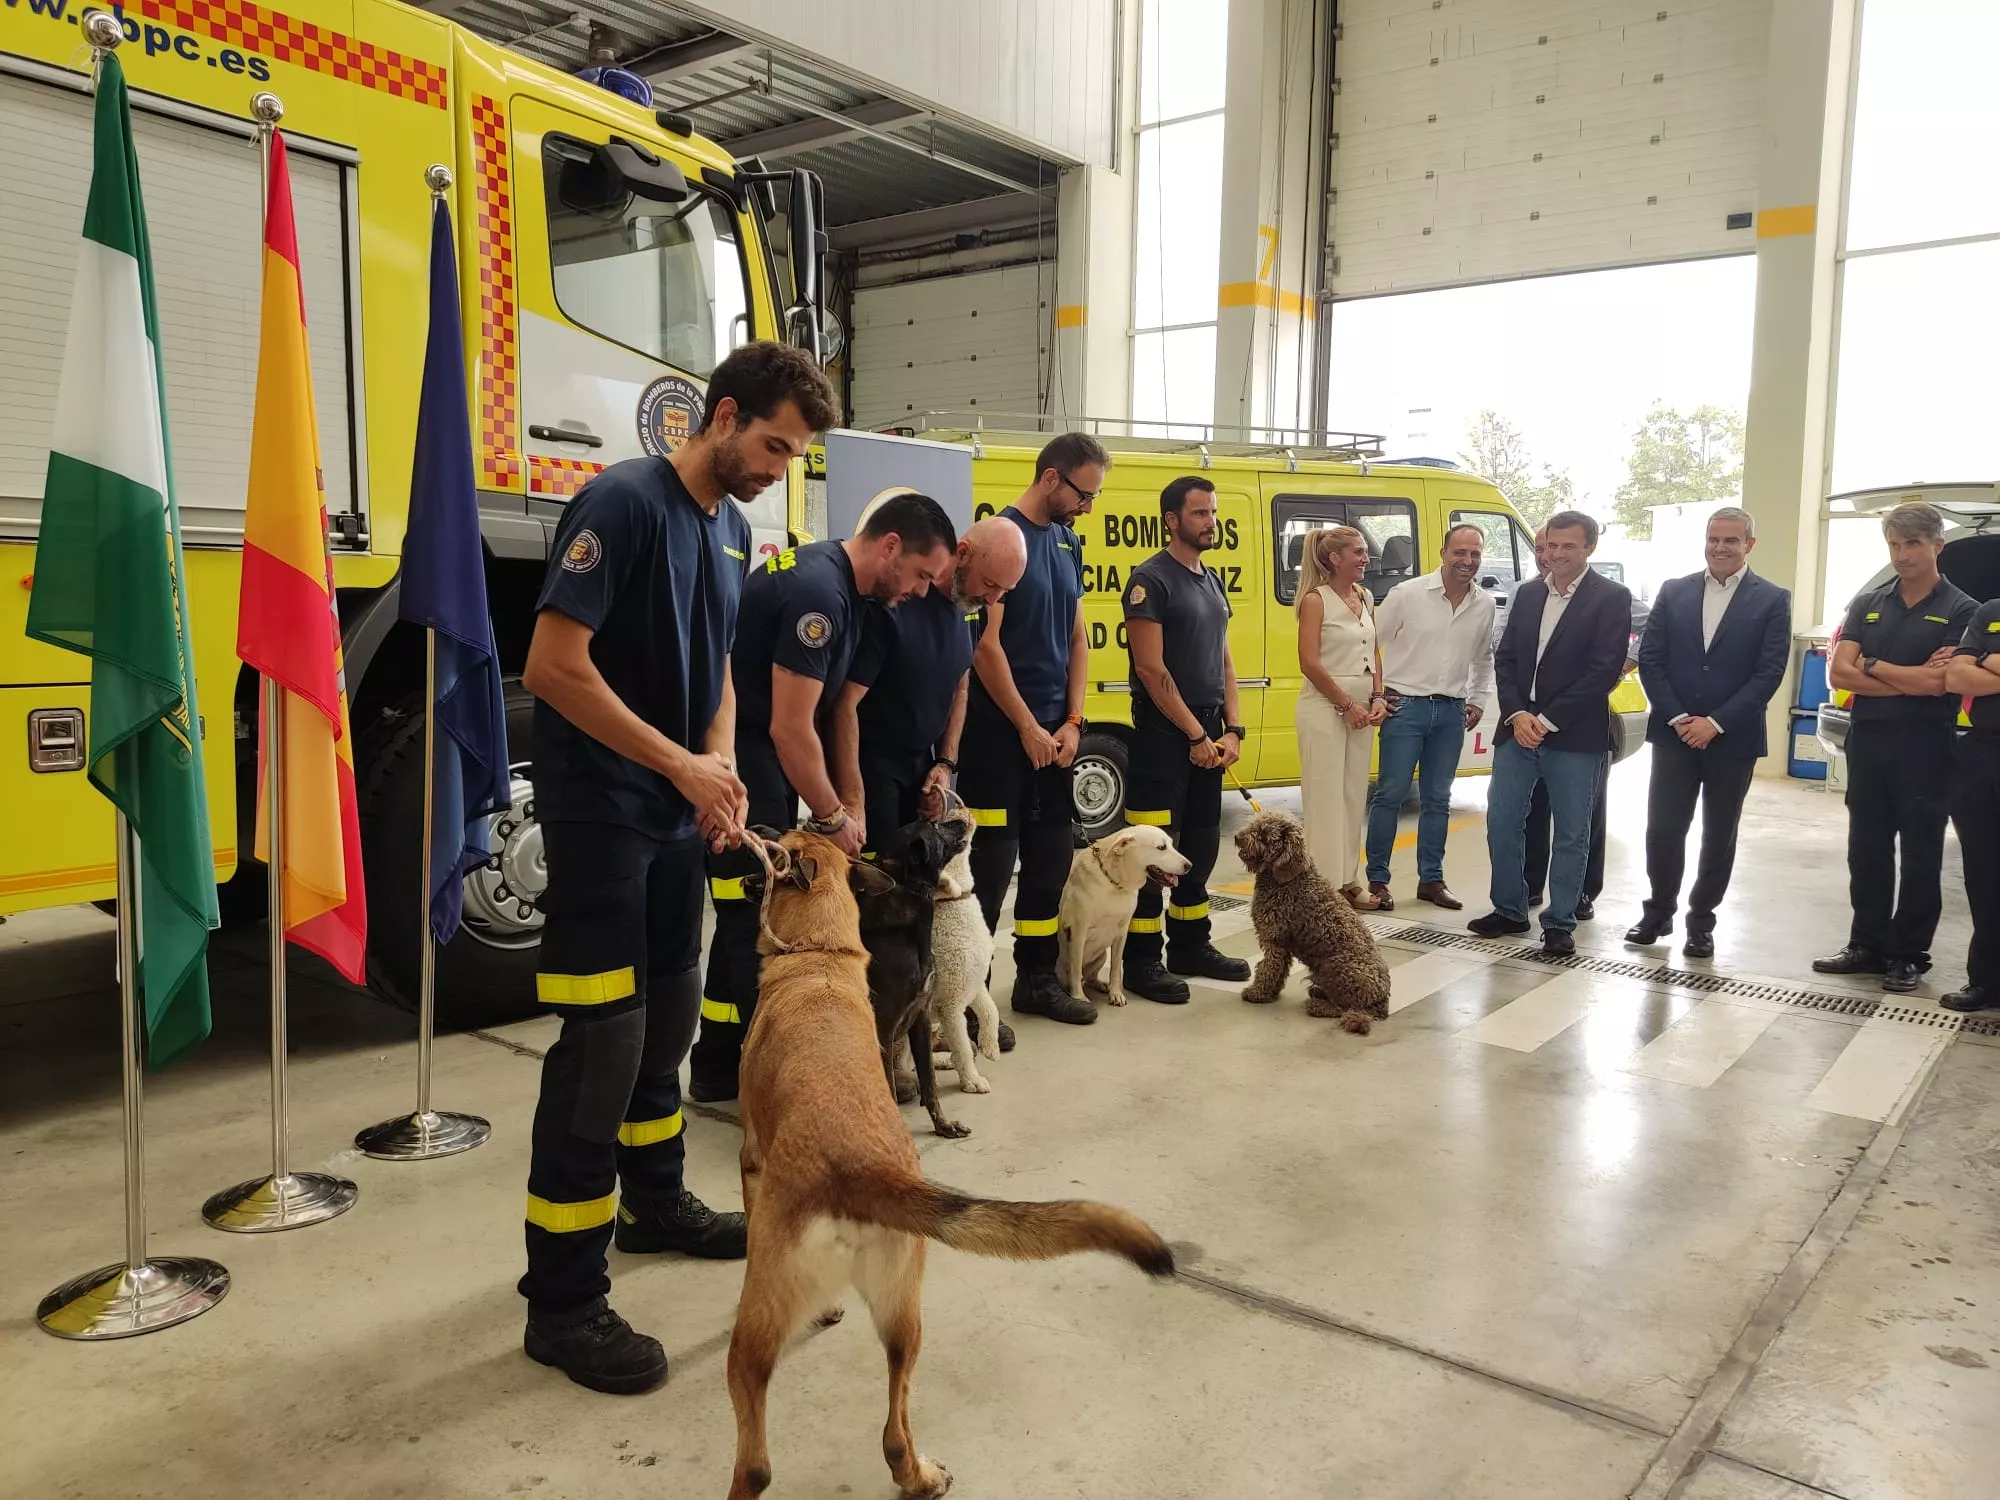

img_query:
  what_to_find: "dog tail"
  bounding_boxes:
[839,1170,1174,1277]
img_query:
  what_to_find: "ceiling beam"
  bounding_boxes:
[721,98,924,161]
[634,33,762,82]
[830,190,1057,252]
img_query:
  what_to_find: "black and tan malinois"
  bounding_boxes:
[730,828,1174,1500]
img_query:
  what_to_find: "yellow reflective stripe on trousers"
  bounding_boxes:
[1127,916,1163,934]
[701,997,741,1024]
[617,1111,685,1147]
[525,1192,617,1233]
[1125,808,1173,826]
[710,876,747,900]
[1014,915,1059,937]
[1167,901,1210,921]
[969,807,1007,826]
[536,966,636,1005]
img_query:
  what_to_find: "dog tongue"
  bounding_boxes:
[1150,869,1180,887]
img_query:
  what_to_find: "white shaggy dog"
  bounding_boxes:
[1058,826,1192,1007]
[926,808,1002,1093]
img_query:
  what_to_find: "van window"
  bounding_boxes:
[1450,509,1531,590]
[1272,495,1419,604]
[543,136,750,379]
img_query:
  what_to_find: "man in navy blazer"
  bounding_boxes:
[1624,507,1792,958]
[1470,511,1634,954]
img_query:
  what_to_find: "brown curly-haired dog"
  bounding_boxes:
[1234,811,1392,1033]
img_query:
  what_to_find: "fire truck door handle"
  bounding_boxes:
[530,424,604,448]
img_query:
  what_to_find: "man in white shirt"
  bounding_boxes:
[1625,506,1792,958]
[1362,523,1496,909]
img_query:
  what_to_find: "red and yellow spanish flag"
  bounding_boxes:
[237,133,367,982]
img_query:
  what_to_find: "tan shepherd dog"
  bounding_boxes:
[728,829,1175,1500]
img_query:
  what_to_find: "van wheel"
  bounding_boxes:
[357,680,544,1029]
[1072,730,1131,843]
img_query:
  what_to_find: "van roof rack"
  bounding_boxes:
[881,412,1387,465]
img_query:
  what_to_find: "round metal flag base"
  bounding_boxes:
[202,1171,358,1233]
[38,1256,230,1340]
[354,1109,491,1161]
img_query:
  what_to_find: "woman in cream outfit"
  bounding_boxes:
[1294,527,1386,907]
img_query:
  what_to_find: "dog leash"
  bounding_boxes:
[741,830,800,955]
[1223,763,1264,814]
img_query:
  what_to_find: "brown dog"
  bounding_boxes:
[730,829,1174,1500]
[1234,811,1392,1033]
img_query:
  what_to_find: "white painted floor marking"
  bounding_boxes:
[1460,970,1599,1052]
[1804,1017,1953,1123]
[1622,999,1782,1089]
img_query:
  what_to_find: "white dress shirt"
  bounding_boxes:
[1667,567,1751,737]
[1374,569,1497,702]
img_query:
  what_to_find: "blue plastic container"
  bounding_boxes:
[1796,644,1830,710]
[1788,708,1828,780]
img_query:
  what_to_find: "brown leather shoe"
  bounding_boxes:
[1367,881,1396,912]
[1415,881,1463,910]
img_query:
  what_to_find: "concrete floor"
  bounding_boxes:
[2,748,1994,1500]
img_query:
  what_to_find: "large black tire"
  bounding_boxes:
[358,680,543,1029]
[1071,729,1131,843]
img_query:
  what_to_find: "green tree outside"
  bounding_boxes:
[1459,410,1578,531]
[1611,404,1745,540]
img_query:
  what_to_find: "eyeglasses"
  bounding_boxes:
[1058,473,1099,505]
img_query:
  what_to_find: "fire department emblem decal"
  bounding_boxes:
[797,612,832,648]
[1128,583,1147,606]
[562,529,602,573]
[637,374,705,457]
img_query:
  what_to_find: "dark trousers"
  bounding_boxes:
[521,824,704,1313]
[1640,738,1757,933]
[1525,752,1610,901]
[861,746,929,858]
[690,739,794,1093]
[1123,703,1224,967]
[958,700,1075,972]
[1952,734,2000,990]
[1845,719,1954,965]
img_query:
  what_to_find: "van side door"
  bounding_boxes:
[1255,481,1421,784]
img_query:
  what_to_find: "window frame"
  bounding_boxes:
[1449,507,1532,592]
[540,131,755,380]
[1270,494,1420,605]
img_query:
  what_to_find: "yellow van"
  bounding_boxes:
[902,427,1649,836]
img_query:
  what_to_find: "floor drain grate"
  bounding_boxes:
[1380,924,1966,1029]
[1210,893,1247,913]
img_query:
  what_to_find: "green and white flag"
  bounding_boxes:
[26,53,218,1068]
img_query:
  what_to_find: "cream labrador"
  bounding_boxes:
[1058,825,1192,1007]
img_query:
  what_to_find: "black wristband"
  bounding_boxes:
[933,755,958,772]
[1187,729,1209,745]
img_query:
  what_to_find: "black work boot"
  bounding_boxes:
[613,1189,748,1260]
[1122,958,1191,1005]
[1011,968,1097,1025]
[1168,944,1252,982]
[524,1297,667,1395]
[965,1010,1017,1053]
[686,1063,738,1105]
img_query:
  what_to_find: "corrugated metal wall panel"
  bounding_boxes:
[1330,0,1770,296]
[850,264,1049,429]
[662,0,1115,166]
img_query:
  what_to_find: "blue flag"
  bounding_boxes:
[401,197,512,944]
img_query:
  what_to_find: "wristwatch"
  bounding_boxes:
[1063,712,1086,731]
[1223,724,1247,741]
[804,806,849,835]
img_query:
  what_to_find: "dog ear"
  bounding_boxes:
[850,861,897,898]
[787,855,818,891]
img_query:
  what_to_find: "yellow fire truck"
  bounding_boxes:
[1,0,827,1022]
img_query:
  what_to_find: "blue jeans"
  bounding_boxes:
[1487,738,1601,933]
[1365,696,1465,884]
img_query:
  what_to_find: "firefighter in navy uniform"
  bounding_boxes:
[1119,477,1254,1001]
[960,433,1106,1026]
[1815,501,1979,995]
[1942,597,2000,1014]
[689,492,962,1102]
[516,343,835,1396]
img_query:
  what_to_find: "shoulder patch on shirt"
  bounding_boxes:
[1925,615,1950,624]
[1988,620,2000,633]
[561,529,602,574]
[1865,611,1880,621]
[723,545,746,560]
[796,612,833,648]
[1128,583,1147,606]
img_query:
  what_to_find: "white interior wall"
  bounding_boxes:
[849,263,1050,430]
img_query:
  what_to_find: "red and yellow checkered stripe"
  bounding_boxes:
[130,0,445,107]
[470,95,522,494]
[530,457,603,498]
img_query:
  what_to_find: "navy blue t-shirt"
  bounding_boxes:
[972,505,1084,725]
[851,590,979,758]
[533,457,752,836]
[732,539,867,779]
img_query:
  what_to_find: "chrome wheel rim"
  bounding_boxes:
[460,767,545,949]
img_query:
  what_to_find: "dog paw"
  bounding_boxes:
[899,1457,953,1499]
[814,1306,846,1329]
[1241,989,1279,1005]
[1107,989,1129,1006]
[933,1117,972,1139]
[958,1071,991,1095]
[932,1051,957,1072]
[978,1038,1000,1061]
